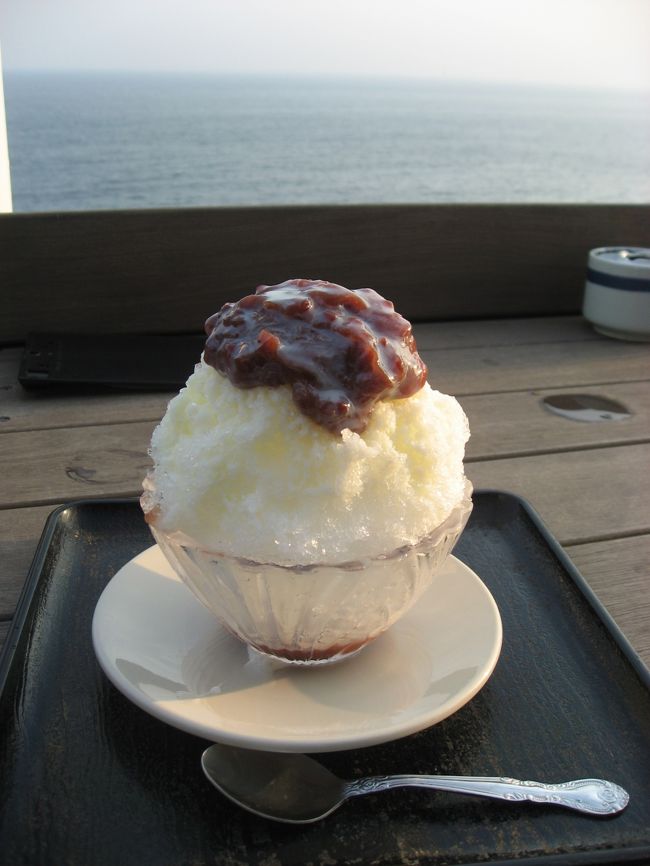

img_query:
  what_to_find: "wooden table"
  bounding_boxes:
[1,313,648,668]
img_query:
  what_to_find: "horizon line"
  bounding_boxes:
[3,67,649,95]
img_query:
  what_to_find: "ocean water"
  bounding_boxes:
[4,71,650,212]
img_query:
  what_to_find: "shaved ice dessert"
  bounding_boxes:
[142,279,472,664]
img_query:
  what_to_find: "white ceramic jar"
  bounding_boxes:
[583,247,650,341]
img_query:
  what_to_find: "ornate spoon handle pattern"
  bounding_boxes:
[344,774,629,815]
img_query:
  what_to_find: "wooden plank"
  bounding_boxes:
[464,381,650,461]
[413,315,601,350]
[2,336,648,436]
[0,422,154,508]
[1,408,649,543]
[5,376,647,458]
[2,204,649,342]
[0,316,598,433]
[420,338,650,396]
[566,534,650,668]
[468,443,650,545]
[0,314,599,384]
[0,378,171,434]
[0,504,55,616]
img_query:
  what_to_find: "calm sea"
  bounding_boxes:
[4,71,650,212]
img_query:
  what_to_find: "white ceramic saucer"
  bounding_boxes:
[92,546,502,753]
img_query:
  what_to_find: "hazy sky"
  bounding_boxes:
[2,0,649,90]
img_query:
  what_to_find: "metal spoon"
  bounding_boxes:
[201,744,629,824]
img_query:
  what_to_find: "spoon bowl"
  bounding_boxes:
[201,743,629,824]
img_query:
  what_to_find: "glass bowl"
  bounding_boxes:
[141,479,473,666]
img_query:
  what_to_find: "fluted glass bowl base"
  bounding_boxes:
[142,480,473,667]
[250,643,367,667]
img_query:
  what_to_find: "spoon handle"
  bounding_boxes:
[343,775,629,815]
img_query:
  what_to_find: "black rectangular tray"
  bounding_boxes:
[1,492,649,866]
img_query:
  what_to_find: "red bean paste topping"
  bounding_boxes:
[203,279,428,435]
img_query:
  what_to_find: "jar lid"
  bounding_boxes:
[587,247,650,292]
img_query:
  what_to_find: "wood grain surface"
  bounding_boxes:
[1,314,648,673]
[0,504,64,617]
[2,204,650,341]
[568,534,650,664]
[468,443,650,543]
[0,421,155,508]
[464,382,650,459]
[420,338,650,396]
